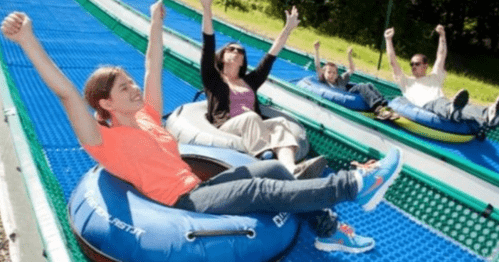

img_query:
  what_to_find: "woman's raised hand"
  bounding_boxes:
[284,6,300,31]
[2,12,102,146]
[1,12,33,44]
[151,1,166,21]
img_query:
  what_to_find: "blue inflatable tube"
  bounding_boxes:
[68,144,299,262]
[295,76,370,111]
[388,97,476,143]
[388,97,476,135]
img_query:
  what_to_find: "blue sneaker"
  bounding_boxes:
[315,223,375,253]
[356,147,403,211]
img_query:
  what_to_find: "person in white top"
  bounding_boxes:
[385,25,499,135]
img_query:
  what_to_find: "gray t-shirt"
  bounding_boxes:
[326,72,351,90]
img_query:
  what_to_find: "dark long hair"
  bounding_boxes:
[84,66,125,127]
[215,42,248,78]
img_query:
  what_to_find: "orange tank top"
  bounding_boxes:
[83,104,201,206]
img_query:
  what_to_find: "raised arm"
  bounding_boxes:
[199,0,222,92]
[346,47,355,74]
[144,1,165,114]
[313,40,322,79]
[384,28,403,79]
[1,12,101,146]
[432,24,447,75]
[268,6,300,56]
[201,0,214,35]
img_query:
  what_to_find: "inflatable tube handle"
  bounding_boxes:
[192,90,205,102]
[162,105,184,121]
[185,228,256,242]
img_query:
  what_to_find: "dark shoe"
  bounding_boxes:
[487,95,499,125]
[449,89,469,116]
[293,156,327,180]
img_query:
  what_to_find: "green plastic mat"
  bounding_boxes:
[266,101,499,258]
[387,171,499,257]
[0,43,86,262]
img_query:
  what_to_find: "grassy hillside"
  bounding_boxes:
[177,0,498,105]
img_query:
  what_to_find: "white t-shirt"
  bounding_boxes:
[395,70,446,107]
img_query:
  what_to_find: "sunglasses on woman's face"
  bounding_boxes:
[227,46,245,55]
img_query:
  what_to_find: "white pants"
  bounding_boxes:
[219,111,299,157]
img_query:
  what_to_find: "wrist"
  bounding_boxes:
[285,22,296,30]
[19,33,37,48]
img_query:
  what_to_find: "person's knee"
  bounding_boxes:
[259,160,294,180]
[262,159,287,171]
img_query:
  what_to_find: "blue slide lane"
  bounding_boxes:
[0,0,199,199]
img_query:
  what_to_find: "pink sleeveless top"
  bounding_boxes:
[229,87,255,117]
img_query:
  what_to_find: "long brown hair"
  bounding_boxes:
[215,42,248,78]
[84,66,125,127]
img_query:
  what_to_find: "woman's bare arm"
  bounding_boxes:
[144,1,166,114]
[1,12,101,146]
[268,6,300,56]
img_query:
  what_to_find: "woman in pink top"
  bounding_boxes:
[201,0,327,179]
[2,1,404,254]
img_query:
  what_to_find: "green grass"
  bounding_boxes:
[178,0,498,105]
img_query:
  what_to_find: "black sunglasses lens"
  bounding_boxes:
[228,46,244,54]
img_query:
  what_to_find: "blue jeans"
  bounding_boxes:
[174,160,359,237]
[340,83,388,111]
[422,97,492,132]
